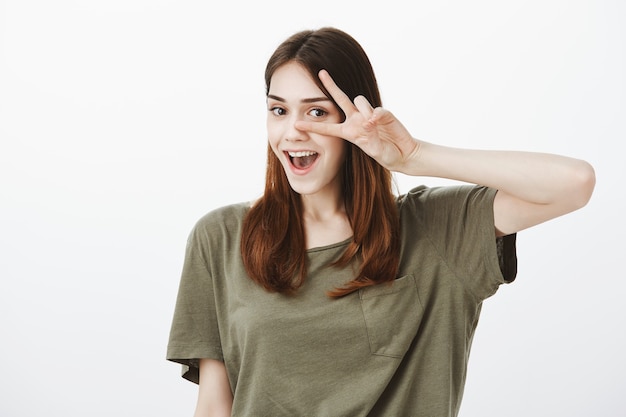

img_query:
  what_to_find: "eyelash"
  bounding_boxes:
[309,108,327,117]
[269,106,285,116]
[268,106,328,118]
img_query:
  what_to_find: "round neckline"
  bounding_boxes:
[306,236,353,253]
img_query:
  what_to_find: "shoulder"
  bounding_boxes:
[188,202,252,243]
[196,202,251,226]
[396,184,497,232]
[396,184,496,208]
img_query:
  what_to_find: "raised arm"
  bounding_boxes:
[295,70,595,235]
[407,142,594,235]
[194,358,233,417]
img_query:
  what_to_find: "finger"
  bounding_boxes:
[294,120,346,139]
[318,70,356,116]
[353,95,374,119]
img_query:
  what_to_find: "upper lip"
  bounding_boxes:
[286,150,318,157]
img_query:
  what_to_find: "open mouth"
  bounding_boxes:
[287,151,319,170]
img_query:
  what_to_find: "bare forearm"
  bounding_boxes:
[404,141,595,208]
[194,359,233,417]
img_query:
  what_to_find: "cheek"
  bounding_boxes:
[328,139,348,162]
[266,122,280,152]
[269,143,281,160]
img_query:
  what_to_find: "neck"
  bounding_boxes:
[300,188,345,222]
[300,190,353,249]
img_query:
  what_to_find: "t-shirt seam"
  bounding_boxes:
[478,189,509,292]
[189,229,226,356]
[483,235,506,288]
[168,342,222,349]
[407,193,485,303]
[422,227,483,302]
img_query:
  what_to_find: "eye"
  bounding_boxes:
[308,108,327,118]
[269,106,286,116]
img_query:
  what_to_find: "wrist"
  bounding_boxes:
[400,139,430,176]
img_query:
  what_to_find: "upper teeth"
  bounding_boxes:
[288,151,317,157]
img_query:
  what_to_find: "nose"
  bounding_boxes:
[285,114,307,142]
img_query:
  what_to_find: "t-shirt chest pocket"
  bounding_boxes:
[358,275,423,358]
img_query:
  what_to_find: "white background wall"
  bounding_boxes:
[1,0,624,416]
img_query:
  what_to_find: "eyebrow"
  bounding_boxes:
[267,94,331,104]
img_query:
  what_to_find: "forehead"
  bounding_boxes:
[267,62,325,100]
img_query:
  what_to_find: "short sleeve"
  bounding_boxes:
[497,232,517,283]
[166,223,224,384]
[401,185,518,301]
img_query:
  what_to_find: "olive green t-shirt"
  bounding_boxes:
[167,185,517,416]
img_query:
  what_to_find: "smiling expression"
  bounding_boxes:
[266,62,347,199]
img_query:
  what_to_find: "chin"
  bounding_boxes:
[286,182,318,196]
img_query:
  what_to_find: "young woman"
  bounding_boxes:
[167,27,595,416]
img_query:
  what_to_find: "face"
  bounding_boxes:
[266,62,347,199]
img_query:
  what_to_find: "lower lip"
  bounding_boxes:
[285,152,318,175]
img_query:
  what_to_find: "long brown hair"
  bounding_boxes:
[241,27,400,297]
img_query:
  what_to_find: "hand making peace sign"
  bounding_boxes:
[295,69,421,174]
